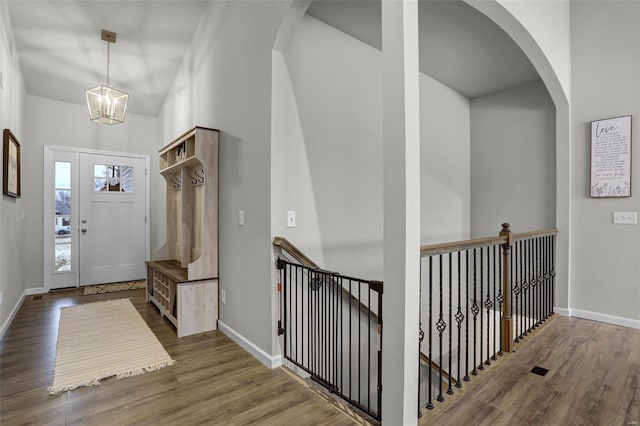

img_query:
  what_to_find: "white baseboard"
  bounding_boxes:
[0,289,27,341]
[26,287,47,295]
[218,320,283,369]
[570,308,640,330]
[554,307,571,317]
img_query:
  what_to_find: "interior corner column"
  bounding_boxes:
[381,0,421,424]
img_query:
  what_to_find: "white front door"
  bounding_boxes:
[78,153,147,286]
[43,147,149,290]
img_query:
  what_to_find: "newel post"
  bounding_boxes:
[500,223,514,353]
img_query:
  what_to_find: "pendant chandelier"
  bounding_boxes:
[86,30,128,125]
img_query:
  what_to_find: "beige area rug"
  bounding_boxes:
[48,298,176,395]
[83,280,146,295]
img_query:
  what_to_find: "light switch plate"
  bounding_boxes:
[0,72,4,90]
[238,210,245,226]
[287,211,296,228]
[613,211,637,224]
[221,289,226,304]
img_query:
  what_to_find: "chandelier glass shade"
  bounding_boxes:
[86,30,128,125]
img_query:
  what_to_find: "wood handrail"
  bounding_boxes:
[421,236,507,257]
[420,228,558,257]
[273,236,319,268]
[513,228,558,241]
[273,236,380,323]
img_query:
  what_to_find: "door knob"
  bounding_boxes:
[81,219,87,223]
[81,228,87,233]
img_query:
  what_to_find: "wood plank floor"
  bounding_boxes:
[0,289,357,425]
[420,314,640,426]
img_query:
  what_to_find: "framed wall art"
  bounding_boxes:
[590,115,632,198]
[3,129,21,198]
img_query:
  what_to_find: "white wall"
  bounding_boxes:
[470,80,556,236]
[570,1,640,323]
[23,95,159,289]
[420,74,470,244]
[0,0,26,333]
[466,0,572,312]
[273,14,470,282]
[495,0,571,101]
[159,0,292,356]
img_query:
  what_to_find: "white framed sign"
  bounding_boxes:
[590,115,632,198]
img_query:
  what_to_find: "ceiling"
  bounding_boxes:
[307,0,540,98]
[6,0,540,119]
[7,0,210,117]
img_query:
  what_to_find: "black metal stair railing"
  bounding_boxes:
[276,258,383,421]
[418,224,557,416]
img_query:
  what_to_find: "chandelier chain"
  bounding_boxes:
[106,41,110,88]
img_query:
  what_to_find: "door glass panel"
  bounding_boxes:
[121,166,133,179]
[54,161,72,273]
[107,165,120,179]
[55,243,71,272]
[55,190,71,216]
[121,179,134,192]
[94,179,107,192]
[94,164,107,178]
[55,162,71,189]
[93,164,134,192]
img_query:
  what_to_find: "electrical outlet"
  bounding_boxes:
[287,211,296,228]
[613,211,637,224]
[0,291,3,307]
[238,210,245,226]
[221,289,226,304]
[0,72,4,90]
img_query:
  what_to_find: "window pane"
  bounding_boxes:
[55,243,71,272]
[108,178,119,189]
[55,190,71,216]
[108,165,120,178]
[94,178,107,192]
[54,217,71,235]
[121,179,133,192]
[55,162,71,189]
[94,164,107,178]
[121,166,133,180]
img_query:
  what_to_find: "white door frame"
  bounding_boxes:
[43,145,150,290]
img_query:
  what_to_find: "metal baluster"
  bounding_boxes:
[464,250,470,382]
[471,249,479,376]
[418,260,424,417]
[324,272,328,382]
[485,246,493,366]
[497,247,503,357]
[358,280,362,405]
[455,251,464,387]
[511,241,522,343]
[542,237,547,321]
[525,239,536,333]
[337,276,341,388]
[282,264,291,359]
[376,282,383,420]
[479,248,484,372]
[447,253,453,395]
[535,237,540,328]
[492,245,497,361]
[301,266,306,369]
[294,264,298,362]
[552,235,556,313]
[338,277,344,394]
[349,279,352,401]
[427,256,434,410]
[368,283,371,411]
[437,255,446,402]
